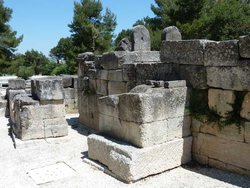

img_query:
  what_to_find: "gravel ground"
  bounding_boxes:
[0,115,250,188]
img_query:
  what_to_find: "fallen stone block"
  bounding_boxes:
[207,64,250,91]
[239,35,250,58]
[8,78,26,90]
[131,25,151,51]
[88,134,192,183]
[204,40,239,66]
[162,26,182,41]
[208,89,235,118]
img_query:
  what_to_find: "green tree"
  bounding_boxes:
[0,0,22,74]
[68,0,116,54]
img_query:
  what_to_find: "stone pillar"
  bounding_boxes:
[162,26,182,41]
[131,25,151,51]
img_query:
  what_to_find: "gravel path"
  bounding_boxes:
[0,115,250,188]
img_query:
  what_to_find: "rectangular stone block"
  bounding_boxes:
[64,88,77,99]
[196,133,250,170]
[108,81,127,95]
[179,65,207,89]
[245,122,250,143]
[65,99,78,114]
[88,134,192,183]
[160,40,212,65]
[99,113,191,148]
[33,78,64,101]
[204,40,239,66]
[108,70,123,81]
[40,104,65,119]
[62,75,73,88]
[8,78,26,90]
[207,65,250,91]
[98,95,119,118]
[43,118,68,138]
[122,63,136,81]
[96,79,108,96]
[239,35,250,58]
[96,70,108,80]
[78,93,99,130]
[134,51,160,62]
[118,86,186,123]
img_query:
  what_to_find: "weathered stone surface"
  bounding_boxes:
[245,122,250,143]
[96,79,108,96]
[122,63,136,81]
[160,40,211,65]
[77,52,95,61]
[240,92,250,120]
[204,40,239,66]
[162,26,182,41]
[196,133,250,171]
[239,35,250,58]
[115,38,131,51]
[77,77,89,92]
[64,88,77,99]
[207,65,250,91]
[100,51,136,70]
[208,89,235,118]
[99,113,191,148]
[108,70,123,81]
[33,78,64,101]
[98,95,119,118]
[39,104,66,119]
[8,79,26,90]
[96,70,108,80]
[131,25,151,51]
[193,154,208,165]
[118,86,186,123]
[164,80,186,88]
[179,65,207,89]
[62,75,73,88]
[134,51,160,62]
[88,134,192,182]
[108,81,127,95]
[136,63,173,84]
[65,99,78,114]
[78,93,99,130]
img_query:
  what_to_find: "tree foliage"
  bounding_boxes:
[0,0,22,74]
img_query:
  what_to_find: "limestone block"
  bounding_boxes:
[64,88,77,99]
[239,35,250,58]
[108,70,123,81]
[196,133,250,171]
[33,78,64,101]
[96,70,108,80]
[8,78,26,90]
[85,69,97,79]
[39,104,65,119]
[78,93,99,130]
[245,122,250,143]
[96,79,108,96]
[199,121,244,142]
[162,26,182,41]
[100,51,137,70]
[240,92,250,120]
[99,113,191,148]
[208,89,235,118]
[164,80,186,88]
[134,51,160,62]
[122,63,136,81]
[192,154,208,165]
[62,75,73,88]
[115,38,131,51]
[43,118,68,138]
[126,82,137,92]
[160,40,212,65]
[73,76,78,89]
[179,65,207,89]
[204,40,239,66]
[136,63,173,84]
[108,81,127,95]
[88,134,192,183]
[65,99,78,114]
[98,95,119,118]
[118,86,186,123]
[207,65,250,91]
[191,118,201,133]
[0,99,7,109]
[131,25,151,51]
[77,77,89,92]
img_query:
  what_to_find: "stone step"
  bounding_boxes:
[88,134,192,183]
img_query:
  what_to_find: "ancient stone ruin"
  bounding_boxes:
[78,25,250,182]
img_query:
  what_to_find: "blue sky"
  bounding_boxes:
[4,0,156,56]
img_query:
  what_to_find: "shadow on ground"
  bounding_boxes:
[183,162,250,188]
